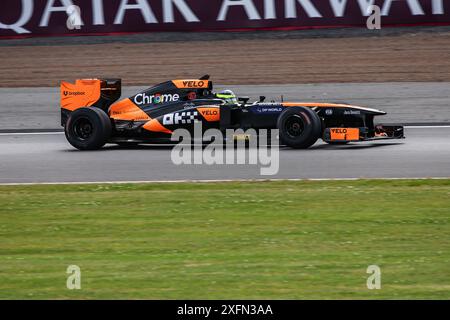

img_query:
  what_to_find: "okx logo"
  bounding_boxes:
[163,111,198,125]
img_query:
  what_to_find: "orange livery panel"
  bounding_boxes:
[172,79,210,89]
[197,107,220,122]
[60,79,101,111]
[109,99,151,121]
[329,128,360,141]
[142,119,172,134]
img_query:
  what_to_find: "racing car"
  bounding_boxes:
[60,75,404,150]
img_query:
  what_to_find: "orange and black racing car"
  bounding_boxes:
[60,75,404,150]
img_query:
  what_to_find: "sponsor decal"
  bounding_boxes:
[163,111,198,125]
[251,105,283,114]
[187,91,197,100]
[344,110,361,115]
[183,102,196,109]
[329,127,360,141]
[134,92,179,105]
[325,109,333,115]
[200,109,218,117]
[182,80,205,88]
[197,107,220,122]
[111,113,149,120]
[331,128,348,134]
[64,91,85,96]
[233,133,251,141]
[258,103,282,107]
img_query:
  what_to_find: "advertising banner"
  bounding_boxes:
[1,0,449,38]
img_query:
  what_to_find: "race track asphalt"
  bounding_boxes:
[0,127,448,184]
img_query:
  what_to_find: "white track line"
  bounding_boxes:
[405,125,450,128]
[0,177,449,186]
[0,132,63,136]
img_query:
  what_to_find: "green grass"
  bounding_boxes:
[1,179,450,299]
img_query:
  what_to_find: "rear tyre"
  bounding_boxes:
[65,107,111,150]
[277,107,321,149]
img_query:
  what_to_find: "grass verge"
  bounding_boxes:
[1,179,449,299]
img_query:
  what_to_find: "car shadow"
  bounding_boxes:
[308,142,404,150]
[63,141,404,152]
[63,144,176,152]
[105,144,176,151]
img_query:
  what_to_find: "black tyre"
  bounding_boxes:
[277,107,321,149]
[65,107,111,150]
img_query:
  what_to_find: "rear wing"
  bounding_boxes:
[60,78,121,112]
[60,78,121,127]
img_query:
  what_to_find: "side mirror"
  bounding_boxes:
[238,96,250,104]
[259,96,266,102]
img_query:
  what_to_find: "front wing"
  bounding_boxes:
[323,125,405,143]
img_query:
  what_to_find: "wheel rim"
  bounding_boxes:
[72,117,93,141]
[285,115,305,138]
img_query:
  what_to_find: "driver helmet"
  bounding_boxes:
[216,89,238,105]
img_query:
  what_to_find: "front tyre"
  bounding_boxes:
[277,107,321,149]
[65,107,111,150]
